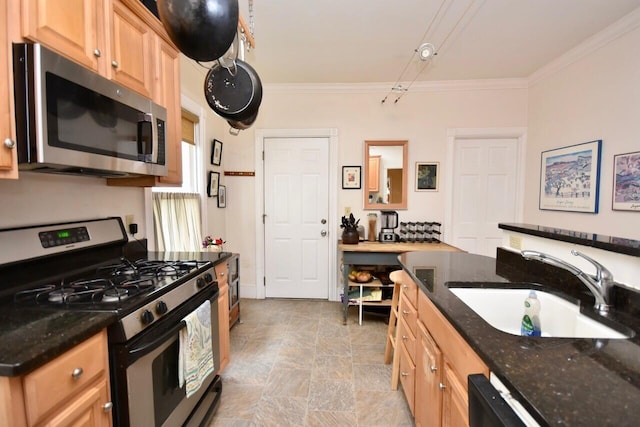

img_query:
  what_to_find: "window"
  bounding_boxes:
[152,109,203,251]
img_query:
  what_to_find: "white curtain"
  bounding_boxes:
[153,193,202,252]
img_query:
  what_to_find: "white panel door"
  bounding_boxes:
[452,138,518,257]
[264,137,330,298]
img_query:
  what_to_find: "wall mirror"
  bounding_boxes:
[364,140,408,210]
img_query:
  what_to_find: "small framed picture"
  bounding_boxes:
[342,166,361,189]
[211,139,223,166]
[613,150,640,211]
[539,140,601,213]
[416,162,439,191]
[207,171,220,197]
[218,185,227,208]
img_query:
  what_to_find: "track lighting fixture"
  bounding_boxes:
[417,43,436,61]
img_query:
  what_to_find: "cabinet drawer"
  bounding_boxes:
[401,270,418,308]
[399,293,418,337]
[23,331,107,426]
[399,342,416,415]
[398,316,417,364]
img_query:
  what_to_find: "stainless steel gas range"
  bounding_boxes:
[0,217,226,427]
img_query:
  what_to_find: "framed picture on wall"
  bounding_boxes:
[211,139,223,166]
[342,166,361,189]
[415,162,439,191]
[539,140,601,213]
[207,171,220,197]
[218,185,227,208]
[612,150,640,211]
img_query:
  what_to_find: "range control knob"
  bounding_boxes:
[141,309,154,325]
[196,277,206,288]
[204,273,213,283]
[155,301,168,315]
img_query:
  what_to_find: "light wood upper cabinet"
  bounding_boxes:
[0,0,18,178]
[153,37,182,185]
[21,0,104,73]
[368,155,380,193]
[109,0,153,98]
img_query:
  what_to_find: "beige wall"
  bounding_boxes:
[225,84,529,293]
[0,172,145,229]
[524,25,640,240]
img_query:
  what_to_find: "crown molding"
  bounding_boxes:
[528,6,640,86]
[264,78,528,94]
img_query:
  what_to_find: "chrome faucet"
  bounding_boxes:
[521,250,614,314]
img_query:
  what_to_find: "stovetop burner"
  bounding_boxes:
[13,258,210,309]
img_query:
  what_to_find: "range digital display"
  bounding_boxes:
[39,226,89,248]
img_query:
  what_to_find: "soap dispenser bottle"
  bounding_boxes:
[521,290,541,337]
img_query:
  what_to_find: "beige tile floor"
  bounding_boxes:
[209,298,413,427]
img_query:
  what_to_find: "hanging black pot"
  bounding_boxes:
[227,108,258,132]
[157,0,239,62]
[204,59,262,122]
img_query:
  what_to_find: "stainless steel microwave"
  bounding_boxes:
[13,43,167,178]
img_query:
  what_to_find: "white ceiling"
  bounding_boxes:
[239,0,640,85]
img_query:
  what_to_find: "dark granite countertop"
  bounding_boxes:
[399,251,640,427]
[0,308,116,376]
[0,251,232,377]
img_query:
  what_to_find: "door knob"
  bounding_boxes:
[321,219,327,224]
[321,230,327,237]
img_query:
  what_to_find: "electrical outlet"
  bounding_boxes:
[509,235,522,250]
[125,215,134,230]
[344,206,351,215]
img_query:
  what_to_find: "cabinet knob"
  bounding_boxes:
[402,335,408,340]
[71,367,83,380]
[402,310,409,315]
[4,138,15,149]
[430,365,438,373]
[401,372,409,377]
[111,60,119,68]
[438,382,446,390]
[103,402,113,412]
[93,48,102,57]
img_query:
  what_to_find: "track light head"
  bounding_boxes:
[417,43,436,61]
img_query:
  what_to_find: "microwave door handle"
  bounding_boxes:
[149,111,158,163]
[137,113,153,162]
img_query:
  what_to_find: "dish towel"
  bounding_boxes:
[178,300,215,398]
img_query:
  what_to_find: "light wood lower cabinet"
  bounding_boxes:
[215,261,231,373]
[399,271,489,427]
[415,320,442,427]
[0,330,112,427]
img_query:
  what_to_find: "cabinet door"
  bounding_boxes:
[109,0,153,98]
[0,0,18,177]
[415,321,442,427]
[399,342,416,415]
[21,0,104,72]
[45,379,112,427]
[368,155,380,192]
[218,283,230,373]
[154,36,182,185]
[442,362,469,427]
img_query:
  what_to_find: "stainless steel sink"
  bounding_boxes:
[449,287,633,339]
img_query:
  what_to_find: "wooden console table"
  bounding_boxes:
[339,241,462,324]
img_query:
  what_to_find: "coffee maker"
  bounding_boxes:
[378,210,399,242]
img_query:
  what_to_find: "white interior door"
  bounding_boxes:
[452,138,518,257]
[264,137,330,299]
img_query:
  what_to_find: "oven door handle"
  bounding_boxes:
[129,319,186,359]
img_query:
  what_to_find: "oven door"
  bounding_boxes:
[112,284,220,427]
